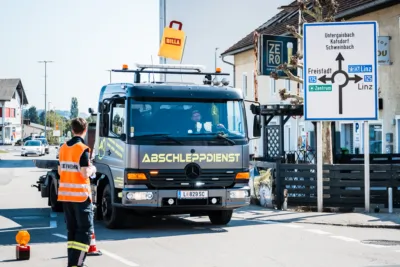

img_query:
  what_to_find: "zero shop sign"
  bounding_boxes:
[259,34,298,77]
[303,21,379,121]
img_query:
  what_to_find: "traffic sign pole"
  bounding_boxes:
[317,121,323,212]
[364,121,370,212]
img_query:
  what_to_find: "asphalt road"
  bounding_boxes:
[0,148,400,267]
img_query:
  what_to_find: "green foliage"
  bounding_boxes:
[24,106,39,123]
[70,97,79,119]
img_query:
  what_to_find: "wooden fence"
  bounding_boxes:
[272,163,400,209]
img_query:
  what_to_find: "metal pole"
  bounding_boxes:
[317,121,323,212]
[215,47,219,70]
[21,89,24,139]
[106,70,112,83]
[38,60,53,138]
[388,187,393,214]
[364,121,370,212]
[159,0,166,82]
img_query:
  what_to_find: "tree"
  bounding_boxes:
[70,97,79,119]
[268,0,339,164]
[25,106,39,123]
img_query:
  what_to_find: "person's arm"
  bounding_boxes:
[79,149,96,178]
[57,159,61,176]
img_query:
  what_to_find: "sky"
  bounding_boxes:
[0,0,288,114]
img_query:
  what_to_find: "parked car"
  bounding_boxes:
[36,138,50,154]
[56,142,65,159]
[15,136,33,146]
[21,140,45,156]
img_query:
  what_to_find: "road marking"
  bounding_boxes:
[306,229,331,235]
[330,236,359,242]
[53,233,67,239]
[281,224,303,228]
[101,249,140,266]
[53,233,140,266]
[362,244,387,248]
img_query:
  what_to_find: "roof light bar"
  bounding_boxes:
[135,63,206,72]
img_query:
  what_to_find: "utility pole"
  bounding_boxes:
[106,70,112,83]
[38,60,53,138]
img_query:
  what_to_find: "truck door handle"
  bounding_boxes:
[107,150,111,156]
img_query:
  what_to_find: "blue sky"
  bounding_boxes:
[0,0,287,114]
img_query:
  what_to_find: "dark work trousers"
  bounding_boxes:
[63,197,94,267]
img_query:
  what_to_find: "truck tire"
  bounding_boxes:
[50,181,63,212]
[101,184,126,229]
[208,210,233,225]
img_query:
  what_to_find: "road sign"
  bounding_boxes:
[303,21,378,121]
[259,34,298,77]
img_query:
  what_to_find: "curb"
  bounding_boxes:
[237,217,400,229]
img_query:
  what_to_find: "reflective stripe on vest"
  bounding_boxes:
[57,142,91,203]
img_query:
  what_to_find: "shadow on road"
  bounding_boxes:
[0,207,264,246]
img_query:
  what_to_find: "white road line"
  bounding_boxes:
[101,249,140,267]
[362,244,387,248]
[305,229,331,235]
[53,233,67,239]
[53,233,140,266]
[330,236,359,242]
[281,224,303,228]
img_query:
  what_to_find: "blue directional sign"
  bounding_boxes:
[303,21,379,121]
[259,34,298,77]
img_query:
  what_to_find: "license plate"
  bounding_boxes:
[177,190,208,199]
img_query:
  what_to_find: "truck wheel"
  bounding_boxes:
[101,184,126,229]
[208,210,233,225]
[50,182,63,212]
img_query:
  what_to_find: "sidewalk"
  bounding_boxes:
[235,205,400,229]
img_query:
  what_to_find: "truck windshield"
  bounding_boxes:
[123,99,246,139]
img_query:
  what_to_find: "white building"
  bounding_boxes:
[221,0,399,157]
[0,79,28,145]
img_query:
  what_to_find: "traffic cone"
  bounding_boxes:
[87,233,102,256]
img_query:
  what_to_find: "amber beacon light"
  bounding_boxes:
[15,230,31,260]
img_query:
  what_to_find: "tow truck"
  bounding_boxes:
[32,63,262,229]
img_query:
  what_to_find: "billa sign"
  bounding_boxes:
[158,20,185,61]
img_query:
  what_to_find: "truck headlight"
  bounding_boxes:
[126,192,154,200]
[229,190,249,199]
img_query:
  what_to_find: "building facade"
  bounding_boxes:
[221,0,399,157]
[0,79,28,145]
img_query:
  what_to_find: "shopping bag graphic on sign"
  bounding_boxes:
[158,20,185,61]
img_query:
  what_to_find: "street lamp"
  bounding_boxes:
[38,60,54,138]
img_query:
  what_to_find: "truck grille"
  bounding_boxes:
[147,169,236,189]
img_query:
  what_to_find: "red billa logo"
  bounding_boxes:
[165,37,181,46]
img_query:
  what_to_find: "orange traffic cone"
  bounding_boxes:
[87,233,102,256]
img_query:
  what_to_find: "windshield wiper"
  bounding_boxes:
[135,133,183,145]
[190,132,236,145]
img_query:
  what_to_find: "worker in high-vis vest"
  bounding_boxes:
[58,117,97,267]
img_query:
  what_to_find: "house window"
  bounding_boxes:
[5,108,10,117]
[10,109,15,118]
[0,108,2,117]
[286,79,291,92]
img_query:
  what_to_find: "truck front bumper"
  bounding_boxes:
[120,188,251,209]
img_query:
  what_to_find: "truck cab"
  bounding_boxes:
[87,63,261,228]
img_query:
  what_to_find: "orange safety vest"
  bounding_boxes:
[58,142,92,203]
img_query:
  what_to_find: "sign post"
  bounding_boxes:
[303,21,379,212]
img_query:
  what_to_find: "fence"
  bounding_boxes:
[252,161,400,209]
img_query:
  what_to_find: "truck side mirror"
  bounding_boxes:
[120,133,126,141]
[253,115,261,138]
